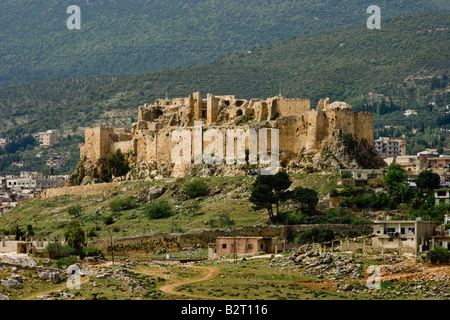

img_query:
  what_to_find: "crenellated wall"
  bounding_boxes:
[80,93,375,177]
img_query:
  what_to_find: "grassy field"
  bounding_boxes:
[0,173,340,240]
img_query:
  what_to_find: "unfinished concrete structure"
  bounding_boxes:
[80,93,374,178]
[372,220,439,253]
[208,236,285,259]
[0,235,58,256]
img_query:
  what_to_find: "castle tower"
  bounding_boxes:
[207,93,219,125]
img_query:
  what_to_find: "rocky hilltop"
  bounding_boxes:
[72,93,384,184]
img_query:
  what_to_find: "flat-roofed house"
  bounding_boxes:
[208,237,285,259]
[372,219,438,253]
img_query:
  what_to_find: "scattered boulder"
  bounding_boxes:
[1,278,23,290]
[39,271,65,284]
[342,284,354,292]
[0,294,9,300]
[147,186,167,201]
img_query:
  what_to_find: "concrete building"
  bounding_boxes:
[0,235,56,255]
[372,219,439,253]
[6,172,67,192]
[208,237,284,259]
[431,215,450,250]
[374,137,406,158]
[39,130,58,147]
[404,109,418,117]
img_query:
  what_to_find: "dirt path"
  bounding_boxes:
[158,265,224,300]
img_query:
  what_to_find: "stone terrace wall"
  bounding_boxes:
[88,224,372,255]
[41,182,123,199]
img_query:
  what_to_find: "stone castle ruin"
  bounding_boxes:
[77,92,379,182]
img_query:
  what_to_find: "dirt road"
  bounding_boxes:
[158,265,224,300]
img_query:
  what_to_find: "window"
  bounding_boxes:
[384,227,395,234]
[407,228,415,234]
[260,244,264,249]
[222,244,227,249]
[248,244,253,250]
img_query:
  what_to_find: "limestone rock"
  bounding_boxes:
[147,186,167,201]
[1,279,23,290]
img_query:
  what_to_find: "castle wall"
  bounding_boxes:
[274,98,311,117]
[80,93,376,177]
[207,93,219,125]
[80,127,113,161]
[354,112,374,145]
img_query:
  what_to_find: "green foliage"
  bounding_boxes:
[103,215,115,225]
[68,204,83,218]
[415,170,441,192]
[295,228,335,244]
[87,228,98,238]
[249,171,292,224]
[209,214,235,229]
[64,220,86,255]
[291,186,319,214]
[2,1,448,89]
[56,256,79,269]
[184,180,210,199]
[82,246,103,258]
[145,199,175,220]
[45,243,76,259]
[106,149,130,178]
[384,163,412,203]
[109,197,138,212]
[426,247,450,264]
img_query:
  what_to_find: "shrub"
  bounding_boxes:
[56,256,78,268]
[145,199,174,219]
[83,246,103,257]
[68,204,82,218]
[295,228,335,244]
[427,247,450,264]
[109,197,138,212]
[184,179,210,199]
[106,149,130,177]
[46,243,75,259]
[103,215,115,225]
[87,228,98,238]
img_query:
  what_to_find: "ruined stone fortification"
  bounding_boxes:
[79,92,376,180]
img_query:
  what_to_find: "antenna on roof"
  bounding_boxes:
[279,82,282,98]
[166,88,169,100]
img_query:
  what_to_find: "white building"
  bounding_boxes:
[372,219,438,253]
[38,130,58,147]
[404,109,418,117]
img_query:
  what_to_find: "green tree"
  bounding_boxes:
[427,246,450,264]
[384,163,409,203]
[106,149,130,178]
[249,171,292,224]
[291,186,319,214]
[64,220,86,256]
[184,180,210,199]
[145,199,175,219]
[68,204,82,218]
[416,170,441,193]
